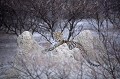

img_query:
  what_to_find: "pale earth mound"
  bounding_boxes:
[3,30,110,79]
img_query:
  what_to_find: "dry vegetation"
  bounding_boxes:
[0,0,120,79]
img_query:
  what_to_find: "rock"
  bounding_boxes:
[14,31,105,79]
[51,43,79,64]
[45,43,84,79]
[74,30,106,64]
[15,31,46,78]
[17,31,44,64]
[16,31,82,65]
[15,31,84,79]
[17,31,43,54]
